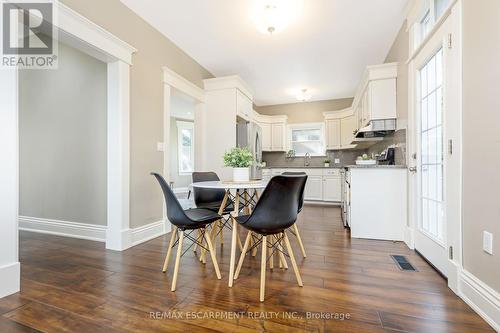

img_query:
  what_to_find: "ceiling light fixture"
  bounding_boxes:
[296,89,312,102]
[255,0,292,35]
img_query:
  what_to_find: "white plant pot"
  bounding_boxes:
[324,163,330,167]
[233,167,250,182]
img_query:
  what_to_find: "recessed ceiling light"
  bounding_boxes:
[296,88,312,102]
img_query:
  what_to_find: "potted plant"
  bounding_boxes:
[223,147,254,182]
[324,159,331,167]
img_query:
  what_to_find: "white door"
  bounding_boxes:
[304,176,323,201]
[410,10,461,280]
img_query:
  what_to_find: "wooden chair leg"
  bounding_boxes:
[269,240,274,270]
[193,229,203,253]
[219,220,224,245]
[162,226,177,273]
[278,235,288,270]
[171,230,184,291]
[204,228,221,279]
[293,223,307,258]
[228,216,238,287]
[251,235,258,257]
[234,231,252,280]
[283,232,303,287]
[260,235,267,302]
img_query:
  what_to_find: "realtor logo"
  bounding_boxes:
[1,0,58,68]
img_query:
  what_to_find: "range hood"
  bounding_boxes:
[353,119,396,141]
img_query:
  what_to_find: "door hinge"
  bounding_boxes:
[448,139,453,155]
[447,33,452,49]
[449,246,454,260]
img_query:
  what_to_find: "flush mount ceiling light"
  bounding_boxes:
[296,89,312,102]
[254,0,301,35]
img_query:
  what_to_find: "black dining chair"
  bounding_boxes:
[231,175,307,302]
[191,172,244,255]
[151,172,222,291]
[282,171,308,258]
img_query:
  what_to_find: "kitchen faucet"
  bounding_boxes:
[304,152,311,167]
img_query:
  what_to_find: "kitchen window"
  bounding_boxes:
[177,121,194,174]
[288,123,325,156]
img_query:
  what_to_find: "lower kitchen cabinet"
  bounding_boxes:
[261,168,341,203]
[304,175,323,201]
[323,176,341,202]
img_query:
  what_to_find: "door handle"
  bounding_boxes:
[408,166,417,173]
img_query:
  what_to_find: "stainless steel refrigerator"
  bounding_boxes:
[236,119,262,180]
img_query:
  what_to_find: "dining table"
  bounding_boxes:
[190,179,267,287]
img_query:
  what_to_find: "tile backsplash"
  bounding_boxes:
[262,150,366,168]
[262,129,407,167]
[367,129,407,166]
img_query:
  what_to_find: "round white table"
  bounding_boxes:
[191,180,267,286]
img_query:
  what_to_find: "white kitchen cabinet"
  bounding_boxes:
[340,115,357,148]
[271,123,286,151]
[304,175,323,201]
[260,122,272,151]
[353,63,397,130]
[323,108,357,149]
[323,176,342,202]
[258,115,288,152]
[325,119,341,150]
[236,89,252,120]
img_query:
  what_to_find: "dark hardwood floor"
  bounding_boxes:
[1,206,493,332]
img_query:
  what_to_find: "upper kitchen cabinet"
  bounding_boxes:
[323,108,357,150]
[257,115,288,152]
[325,119,341,150]
[352,63,397,132]
[236,89,253,121]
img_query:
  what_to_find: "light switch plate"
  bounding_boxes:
[157,142,165,152]
[483,231,493,255]
[334,158,340,164]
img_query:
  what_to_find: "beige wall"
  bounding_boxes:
[19,42,107,225]
[385,20,409,123]
[61,0,213,227]
[462,0,500,292]
[255,98,353,124]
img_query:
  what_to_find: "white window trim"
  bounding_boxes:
[287,122,326,157]
[176,121,194,175]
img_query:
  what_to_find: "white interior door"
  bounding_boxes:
[411,11,461,279]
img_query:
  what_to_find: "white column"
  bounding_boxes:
[194,102,206,171]
[106,60,131,250]
[162,83,172,233]
[0,68,21,297]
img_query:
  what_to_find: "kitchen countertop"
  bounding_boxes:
[262,166,343,169]
[345,165,407,169]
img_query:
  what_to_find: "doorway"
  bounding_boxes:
[169,90,197,197]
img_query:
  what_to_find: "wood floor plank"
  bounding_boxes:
[0,205,492,332]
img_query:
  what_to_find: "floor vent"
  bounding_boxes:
[391,255,417,272]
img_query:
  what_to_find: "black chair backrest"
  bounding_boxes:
[151,173,189,228]
[244,175,307,234]
[192,172,226,206]
[282,171,307,213]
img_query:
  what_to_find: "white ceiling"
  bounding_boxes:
[121,0,408,106]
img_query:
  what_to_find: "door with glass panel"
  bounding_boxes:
[415,47,448,275]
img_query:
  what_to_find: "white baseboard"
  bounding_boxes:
[459,269,500,332]
[0,262,20,298]
[19,216,168,250]
[130,220,167,247]
[19,216,106,242]
[404,227,414,249]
